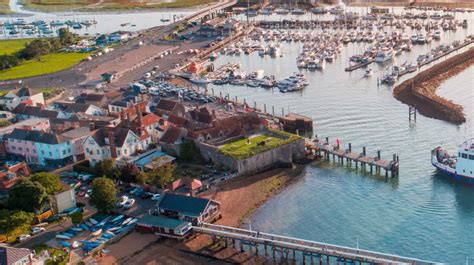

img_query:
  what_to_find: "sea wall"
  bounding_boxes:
[393,47,474,124]
[197,138,305,175]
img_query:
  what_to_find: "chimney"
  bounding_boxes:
[107,130,117,158]
[89,122,95,131]
[136,105,142,126]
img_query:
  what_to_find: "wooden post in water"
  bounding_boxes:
[264,104,267,113]
[272,106,275,117]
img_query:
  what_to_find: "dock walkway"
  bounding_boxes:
[193,223,437,264]
[305,137,399,177]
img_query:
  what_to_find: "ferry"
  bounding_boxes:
[432,139,474,183]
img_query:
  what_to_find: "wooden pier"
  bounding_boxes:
[305,137,399,177]
[193,223,437,264]
[344,58,375,72]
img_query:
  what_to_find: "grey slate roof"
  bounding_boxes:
[7,128,69,145]
[0,246,31,265]
[158,193,210,217]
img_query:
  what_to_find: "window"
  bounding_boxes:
[33,149,36,153]
[12,146,16,150]
[117,150,121,156]
[18,147,22,151]
[41,150,44,154]
[124,149,127,155]
[97,149,100,154]
[462,153,468,159]
[469,155,474,160]
[86,148,90,153]
[63,150,66,155]
[26,148,29,152]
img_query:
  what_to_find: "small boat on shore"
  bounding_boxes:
[432,139,474,184]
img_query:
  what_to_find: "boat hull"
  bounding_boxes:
[432,158,474,184]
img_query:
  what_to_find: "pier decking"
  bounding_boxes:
[193,223,437,264]
[344,58,375,72]
[306,137,399,177]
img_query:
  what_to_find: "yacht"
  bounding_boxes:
[375,49,394,63]
[291,8,305,15]
[275,8,290,15]
[432,139,474,183]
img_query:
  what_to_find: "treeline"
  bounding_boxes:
[0,28,79,71]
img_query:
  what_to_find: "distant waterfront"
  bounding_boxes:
[208,8,474,262]
[0,0,195,36]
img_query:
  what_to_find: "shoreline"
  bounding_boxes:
[393,47,474,125]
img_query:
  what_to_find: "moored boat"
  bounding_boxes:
[431,139,474,183]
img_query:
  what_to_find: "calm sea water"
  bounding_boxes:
[0,0,194,36]
[208,8,474,263]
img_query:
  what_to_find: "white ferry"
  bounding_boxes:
[432,139,474,183]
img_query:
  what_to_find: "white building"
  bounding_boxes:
[0,87,45,111]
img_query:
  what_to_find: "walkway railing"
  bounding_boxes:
[193,223,439,264]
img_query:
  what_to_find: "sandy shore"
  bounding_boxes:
[393,47,474,124]
[98,165,306,264]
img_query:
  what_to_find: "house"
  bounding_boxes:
[0,246,33,265]
[75,93,108,107]
[60,127,93,162]
[153,99,186,118]
[157,193,220,225]
[0,87,45,111]
[12,103,60,121]
[49,115,81,132]
[51,184,76,214]
[4,128,74,166]
[83,125,151,167]
[159,126,187,156]
[135,215,192,239]
[124,149,175,170]
[53,102,106,116]
[0,162,31,191]
[0,118,50,136]
[170,177,202,195]
[108,31,130,42]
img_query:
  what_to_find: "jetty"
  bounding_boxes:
[193,223,437,264]
[344,58,375,72]
[305,137,399,177]
[418,38,474,68]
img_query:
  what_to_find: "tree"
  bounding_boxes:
[70,211,83,225]
[90,177,117,213]
[180,139,203,162]
[136,171,149,185]
[120,163,140,183]
[58,28,78,46]
[8,179,48,213]
[95,159,119,179]
[0,210,34,241]
[20,39,52,60]
[49,38,62,51]
[149,159,175,189]
[31,172,63,195]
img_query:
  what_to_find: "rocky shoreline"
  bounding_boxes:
[393,47,474,125]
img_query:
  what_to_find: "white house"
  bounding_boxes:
[0,87,45,111]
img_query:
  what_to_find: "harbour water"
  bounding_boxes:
[0,0,194,37]
[208,9,474,263]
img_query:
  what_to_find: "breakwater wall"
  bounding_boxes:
[393,47,474,124]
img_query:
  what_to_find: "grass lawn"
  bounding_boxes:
[0,52,90,80]
[219,130,301,160]
[33,244,68,265]
[38,87,62,99]
[0,39,33,56]
[0,0,11,14]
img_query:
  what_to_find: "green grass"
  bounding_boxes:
[219,130,301,160]
[38,87,62,99]
[0,39,33,56]
[33,244,68,265]
[0,52,90,80]
[0,0,11,14]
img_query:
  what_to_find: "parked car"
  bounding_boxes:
[140,192,153,199]
[151,194,161,201]
[31,227,45,235]
[123,199,135,209]
[17,234,31,242]
[116,195,129,207]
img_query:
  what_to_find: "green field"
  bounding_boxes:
[0,52,90,80]
[0,39,32,55]
[0,0,10,14]
[219,131,301,160]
